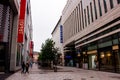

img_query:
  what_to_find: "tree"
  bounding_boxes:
[38,38,58,67]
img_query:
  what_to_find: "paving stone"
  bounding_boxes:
[0,64,119,80]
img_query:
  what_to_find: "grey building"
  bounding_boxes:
[62,0,120,73]
[51,17,64,66]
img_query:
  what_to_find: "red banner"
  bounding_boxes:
[17,0,26,43]
[30,41,34,58]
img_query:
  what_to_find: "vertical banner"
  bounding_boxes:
[60,25,63,43]
[17,0,26,43]
[30,41,34,57]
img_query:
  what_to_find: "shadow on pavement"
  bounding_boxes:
[0,73,13,80]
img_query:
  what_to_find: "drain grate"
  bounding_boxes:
[63,79,72,80]
[81,78,86,80]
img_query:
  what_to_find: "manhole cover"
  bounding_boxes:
[110,76,120,79]
[63,79,72,80]
[59,70,73,72]
[81,78,86,80]
[90,76,94,78]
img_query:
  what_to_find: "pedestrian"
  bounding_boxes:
[30,61,33,68]
[21,61,25,73]
[25,62,29,73]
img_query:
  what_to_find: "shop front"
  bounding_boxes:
[79,32,120,73]
[0,43,5,72]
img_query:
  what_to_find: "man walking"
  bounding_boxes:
[25,62,29,73]
[21,61,25,73]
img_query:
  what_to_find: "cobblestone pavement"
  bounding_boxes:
[1,64,120,80]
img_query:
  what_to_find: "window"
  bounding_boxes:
[98,0,102,16]
[93,0,97,19]
[117,0,120,4]
[109,0,114,9]
[90,3,93,22]
[103,0,107,13]
[78,4,82,31]
[80,1,84,29]
[84,9,87,27]
[87,6,90,24]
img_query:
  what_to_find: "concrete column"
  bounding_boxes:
[10,15,18,72]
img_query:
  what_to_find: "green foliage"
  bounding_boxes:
[38,38,59,62]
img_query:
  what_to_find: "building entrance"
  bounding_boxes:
[87,50,98,70]
[89,55,96,69]
[0,44,5,72]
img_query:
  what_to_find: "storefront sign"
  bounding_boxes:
[17,0,26,43]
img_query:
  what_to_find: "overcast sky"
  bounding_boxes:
[31,0,67,52]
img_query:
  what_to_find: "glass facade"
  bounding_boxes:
[80,33,120,73]
[63,0,120,73]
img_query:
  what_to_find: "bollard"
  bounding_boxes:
[54,66,57,72]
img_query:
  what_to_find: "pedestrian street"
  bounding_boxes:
[1,64,120,80]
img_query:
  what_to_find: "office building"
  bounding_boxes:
[62,0,120,73]
[52,17,64,66]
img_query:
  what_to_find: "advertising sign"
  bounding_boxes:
[60,25,63,43]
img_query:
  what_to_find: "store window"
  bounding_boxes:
[100,51,114,71]
[112,34,119,45]
[119,32,120,41]
[113,49,120,73]
[88,50,98,69]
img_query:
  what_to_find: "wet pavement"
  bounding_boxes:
[0,64,120,80]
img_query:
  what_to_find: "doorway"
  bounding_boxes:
[0,44,5,72]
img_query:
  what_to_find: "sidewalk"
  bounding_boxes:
[1,64,120,80]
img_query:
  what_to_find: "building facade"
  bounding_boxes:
[52,17,64,66]
[0,0,33,73]
[33,51,39,63]
[62,0,120,73]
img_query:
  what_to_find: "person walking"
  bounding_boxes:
[21,61,25,73]
[25,62,29,73]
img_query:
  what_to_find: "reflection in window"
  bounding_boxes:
[103,0,107,13]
